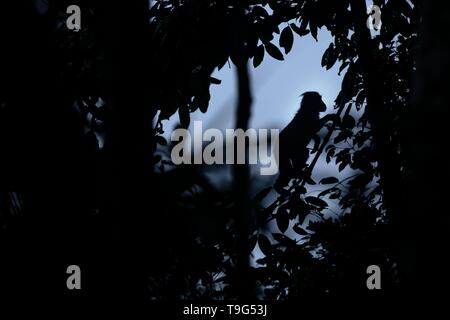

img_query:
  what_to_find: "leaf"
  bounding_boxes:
[209,77,222,85]
[279,26,294,54]
[338,61,350,75]
[217,53,229,71]
[276,208,289,233]
[321,43,338,70]
[334,131,348,144]
[253,5,269,18]
[178,105,190,128]
[253,44,265,68]
[305,196,328,208]
[309,21,318,41]
[258,234,272,256]
[341,63,355,92]
[320,177,339,184]
[343,114,356,129]
[318,188,334,197]
[293,224,309,236]
[249,235,258,251]
[326,146,336,163]
[194,90,211,113]
[264,42,284,61]
[290,22,309,36]
[355,90,366,108]
[304,176,316,185]
[321,47,329,68]
[254,186,272,202]
[329,190,341,199]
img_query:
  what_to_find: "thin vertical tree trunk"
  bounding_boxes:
[350,0,405,289]
[234,60,253,299]
[232,8,254,299]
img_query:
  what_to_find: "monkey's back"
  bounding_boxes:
[280,115,321,149]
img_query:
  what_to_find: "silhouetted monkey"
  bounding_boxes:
[274,92,335,192]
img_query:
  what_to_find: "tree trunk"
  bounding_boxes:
[234,60,254,299]
[232,8,254,299]
[350,0,405,289]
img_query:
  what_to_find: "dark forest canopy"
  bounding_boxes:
[1,0,449,307]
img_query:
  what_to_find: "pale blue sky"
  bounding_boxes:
[162,28,343,137]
